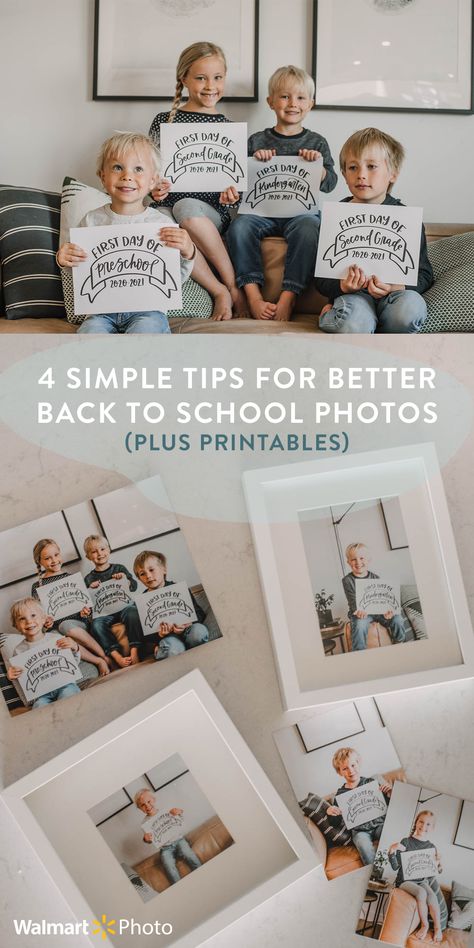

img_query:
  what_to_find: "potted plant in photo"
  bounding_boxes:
[314,589,335,629]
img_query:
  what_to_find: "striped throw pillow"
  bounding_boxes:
[421,233,474,332]
[299,792,352,847]
[0,185,66,319]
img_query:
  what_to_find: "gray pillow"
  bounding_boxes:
[448,880,474,930]
[299,792,352,848]
[421,232,474,332]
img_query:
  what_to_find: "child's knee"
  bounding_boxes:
[319,295,377,334]
[383,290,427,333]
[184,623,209,648]
[154,636,186,660]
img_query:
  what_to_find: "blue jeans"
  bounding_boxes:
[33,682,80,708]
[319,289,427,333]
[352,823,383,865]
[91,604,143,655]
[159,837,202,885]
[77,311,170,334]
[350,614,406,651]
[154,622,209,661]
[226,213,321,294]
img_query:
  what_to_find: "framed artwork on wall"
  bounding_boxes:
[243,443,474,709]
[93,0,260,101]
[312,0,473,113]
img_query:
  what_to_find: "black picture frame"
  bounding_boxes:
[312,0,474,114]
[93,0,260,102]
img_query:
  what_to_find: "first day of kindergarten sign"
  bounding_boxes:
[70,223,183,314]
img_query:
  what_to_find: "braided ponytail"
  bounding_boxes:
[168,79,184,123]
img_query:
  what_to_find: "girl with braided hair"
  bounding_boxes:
[149,41,247,321]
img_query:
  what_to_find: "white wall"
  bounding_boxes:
[1,0,472,221]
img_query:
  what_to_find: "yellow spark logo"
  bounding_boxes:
[91,915,116,940]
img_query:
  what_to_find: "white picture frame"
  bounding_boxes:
[243,443,474,709]
[2,670,317,948]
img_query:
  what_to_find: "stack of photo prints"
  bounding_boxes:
[2,445,474,947]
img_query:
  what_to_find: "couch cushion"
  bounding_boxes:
[59,177,212,323]
[401,584,428,640]
[0,185,65,319]
[421,232,474,332]
[448,880,474,931]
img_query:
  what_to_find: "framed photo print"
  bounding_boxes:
[312,0,473,113]
[243,443,474,709]
[2,671,317,947]
[93,0,259,101]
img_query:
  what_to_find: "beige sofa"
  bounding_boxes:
[133,814,233,893]
[1,224,471,334]
[380,886,469,947]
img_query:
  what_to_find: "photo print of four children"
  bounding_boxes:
[0,478,221,715]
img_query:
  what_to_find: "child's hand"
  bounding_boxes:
[151,179,171,202]
[159,226,195,260]
[158,622,172,638]
[143,832,153,843]
[379,781,392,795]
[43,615,54,630]
[219,187,240,206]
[7,665,22,680]
[170,623,191,634]
[388,841,405,854]
[80,606,92,618]
[353,609,368,619]
[253,149,276,161]
[57,636,76,650]
[111,572,124,580]
[89,580,101,588]
[326,805,342,817]
[367,276,405,299]
[57,242,87,268]
[169,807,183,816]
[340,266,368,294]
[384,610,394,620]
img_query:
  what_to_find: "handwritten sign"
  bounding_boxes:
[142,810,184,849]
[36,573,92,622]
[356,578,401,616]
[401,848,438,882]
[13,640,80,703]
[70,223,182,314]
[335,779,387,830]
[315,203,423,284]
[135,582,197,637]
[90,578,134,618]
[160,122,248,191]
[239,156,322,218]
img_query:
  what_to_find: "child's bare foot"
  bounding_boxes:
[319,302,332,318]
[433,928,442,943]
[230,285,249,317]
[415,925,429,940]
[97,658,110,677]
[274,291,296,322]
[210,287,233,321]
[249,298,277,320]
[112,653,133,669]
[130,648,140,666]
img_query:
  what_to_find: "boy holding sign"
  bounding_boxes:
[342,543,406,651]
[6,598,81,708]
[84,535,143,668]
[316,127,433,333]
[326,747,392,865]
[135,789,202,886]
[57,133,196,333]
[225,65,337,322]
[133,551,208,660]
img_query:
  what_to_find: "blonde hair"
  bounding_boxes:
[332,747,361,774]
[133,550,167,578]
[11,597,45,630]
[268,65,315,100]
[345,542,369,561]
[33,538,61,581]
[83,534,110,557]
[134,788,155,807]
[95,133,160,177]
[340,127,405,191]
[169,41,227,122]
[412,809,435,835]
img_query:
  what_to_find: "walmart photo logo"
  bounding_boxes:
[13,916,173,937]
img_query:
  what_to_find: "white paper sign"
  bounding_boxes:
[142,810,184,849]
[13,640,80,703]
[315,203,422,284]
[70,223,182,314]
[401,848,438,881]
[335,779,387,830]
[160,122,248,191]
[355,578,401,616]
[90,578,134,618]
[36,573,92,622]
[135,582,197,637]
[239,156,322,217]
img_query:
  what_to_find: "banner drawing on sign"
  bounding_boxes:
[37,573,92,622]
[135,581,197,636]
[315,203,423,284]
[336,779,388,830]
[91,578,134,618]
[239,156,322,218]
[356,578,401,615]
[70,223,182,315]
[401,848,439,882]
[14,644,81,703]
[160,122,248,191]
[142,810,185,849]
